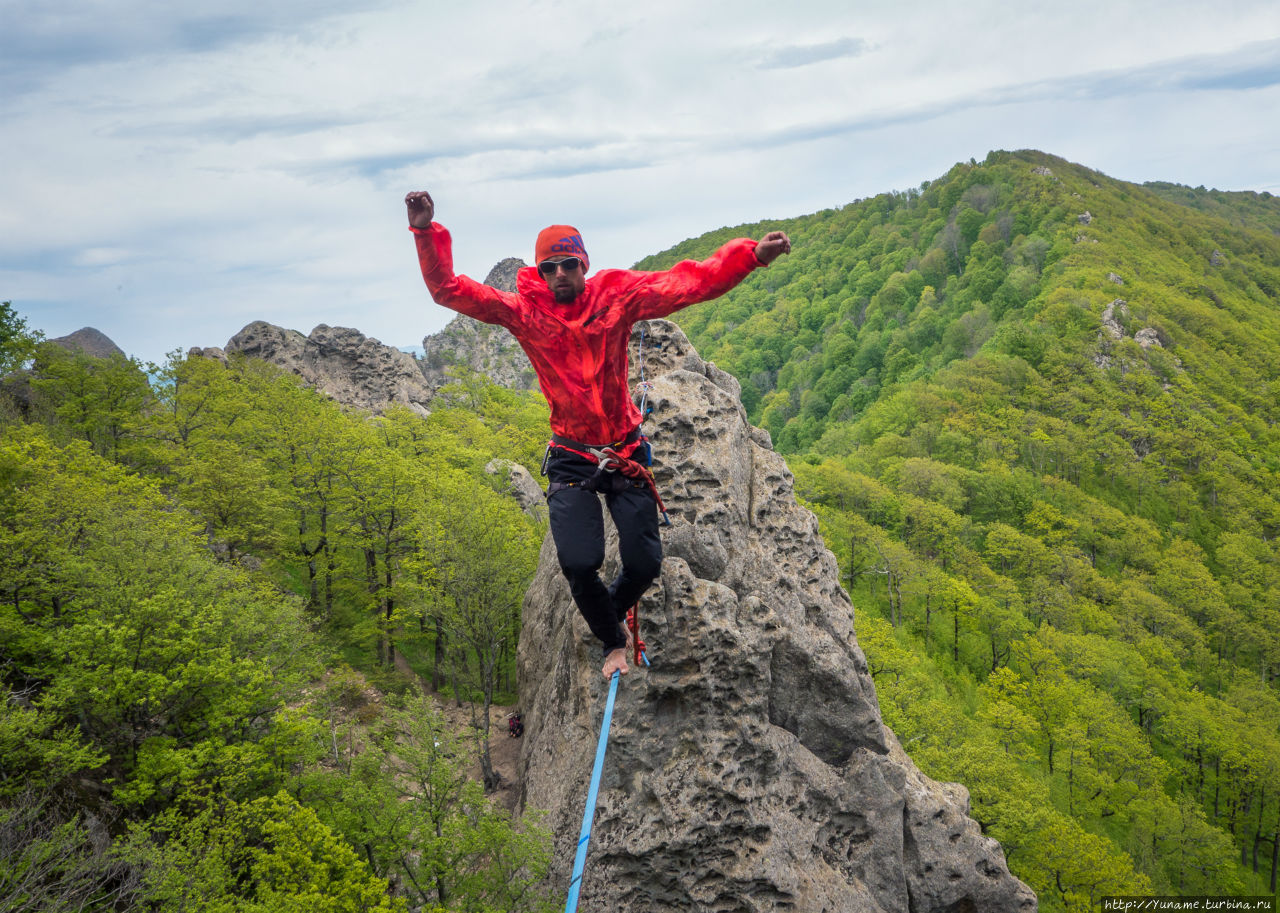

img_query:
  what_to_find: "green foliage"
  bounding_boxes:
[3,340,554,910]
[1144,181,1280,237]
[0,426,317,802]
[124,790,405,912]
[683,150,1280,905]
[296,694,556,913]
[413,464,542,786]
[0,301,41,379]
[25,342,151,460]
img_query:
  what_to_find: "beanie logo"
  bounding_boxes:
[549,234,586,256]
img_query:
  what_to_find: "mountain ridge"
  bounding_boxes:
[636,148,1280,902]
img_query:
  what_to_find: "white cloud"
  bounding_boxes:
[4,0,1279,363]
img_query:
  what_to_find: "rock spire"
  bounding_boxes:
[515,320,1036,912]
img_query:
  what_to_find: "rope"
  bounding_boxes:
[564,668,621,913]
[628,606,650,668]
[636,326,654,420]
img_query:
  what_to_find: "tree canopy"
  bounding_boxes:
[646,149,1280,907]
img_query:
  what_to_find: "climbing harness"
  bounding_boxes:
[541,433,672,526]
[589,445,670,527]
[564,668,621,913]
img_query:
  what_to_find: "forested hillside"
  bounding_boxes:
[0,315,558,912]
[637,149,1280,908]
[4,147,1278,912]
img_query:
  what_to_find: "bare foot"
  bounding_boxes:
[620,621,635,656]
[602,647,629,680]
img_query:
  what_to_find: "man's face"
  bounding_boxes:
[538,257,586,303]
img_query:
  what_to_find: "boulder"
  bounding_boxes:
[486,458,547,522]
[1100,299,1127,341]
[224,321,434,417]
[188,345,228,365]
[516,320,1036,912]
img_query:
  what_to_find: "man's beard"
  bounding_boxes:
[552,286,578,303]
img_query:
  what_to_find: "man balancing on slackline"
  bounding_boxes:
[406,190,791,680]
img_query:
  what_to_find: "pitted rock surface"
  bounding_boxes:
[516,320,1036,912]
[224,321,434,417]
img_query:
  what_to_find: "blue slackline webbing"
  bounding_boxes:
[564,668,621,913]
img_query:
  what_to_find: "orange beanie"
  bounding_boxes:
[535,225,588,271]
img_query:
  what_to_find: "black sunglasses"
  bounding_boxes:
[537,256,583,276]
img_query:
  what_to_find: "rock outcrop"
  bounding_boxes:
[1100,298,1128,343]
[223,322,434,417]
[208,259,536,414]
[516,320,1036,913]
[485,458,546,522]
[1095,300,1176,372]
[50,327,125,359]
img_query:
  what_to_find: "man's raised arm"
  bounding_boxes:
[626,229,793,321]
[405,190,518,326]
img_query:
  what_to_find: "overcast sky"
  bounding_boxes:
[3,0,1279,365]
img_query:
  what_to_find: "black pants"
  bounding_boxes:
[545,447,662,655]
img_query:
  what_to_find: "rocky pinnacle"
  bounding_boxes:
[515,320,1037,913]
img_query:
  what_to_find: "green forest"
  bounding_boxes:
[0,314,557,912]
[3,147,1279,912]
[639,149,1280,909]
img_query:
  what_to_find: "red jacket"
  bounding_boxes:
[412,223,762,445]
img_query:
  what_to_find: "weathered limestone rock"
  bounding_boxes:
[188,345,228,365]
[420,315,535,391]
[486,458,547,522]
[206,257,534,415]
[1134,327,1163,350]
[1100,298,1128,341]
[224,321,434,417]
[516,320,1035,913]
[1096,302,1178,373]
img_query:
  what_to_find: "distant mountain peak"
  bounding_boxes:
[51,327,124,359]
